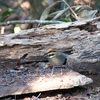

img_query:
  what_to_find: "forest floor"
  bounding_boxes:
[0,60,99,100]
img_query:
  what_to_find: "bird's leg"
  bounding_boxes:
[61,67,63,75]
[51,66,55,75]
[51,66,63,75]
[66,61,70,72]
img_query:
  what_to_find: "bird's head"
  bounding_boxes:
[43,48,56,58]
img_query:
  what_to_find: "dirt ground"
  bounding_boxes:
[0,60,99,100]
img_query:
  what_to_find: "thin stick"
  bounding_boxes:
[62,0,79,20]
[0,20,65,26]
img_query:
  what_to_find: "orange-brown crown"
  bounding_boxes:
[43,48,56,57]
[47,48,55,52]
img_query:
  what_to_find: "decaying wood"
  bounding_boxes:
[0,70,92,97]
[0,17,100,72]
[0,17,100,97]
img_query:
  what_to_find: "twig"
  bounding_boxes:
[62,0,79,20]
[0,20,65,26]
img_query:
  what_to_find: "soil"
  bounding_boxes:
[0,59,100,100]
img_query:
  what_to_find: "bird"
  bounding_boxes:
[43,48,67,75]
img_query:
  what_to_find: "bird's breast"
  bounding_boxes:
[48,53,66,67]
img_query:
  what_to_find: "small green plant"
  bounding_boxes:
[40,0,98,22]
[0,0,21,22]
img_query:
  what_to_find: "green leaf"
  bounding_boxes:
[2,8,13,16]
[14,24,21,33]
[1,8,14,22]
[52,8,68,20]
[40,1,62,20]
[60,18,72,22]
[61,0,72,9]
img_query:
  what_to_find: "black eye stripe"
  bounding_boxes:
[43,50,56,57]
[45,51,56,55]
[46,51,56,57]
[48,50,56,54]
[48,53,55,56]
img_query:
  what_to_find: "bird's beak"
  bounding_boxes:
[43,52,48,57]
[43,51,51,57]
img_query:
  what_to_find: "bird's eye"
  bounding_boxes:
[48,50,55,54]
[48,53,55,56]
[44,50,56,57]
